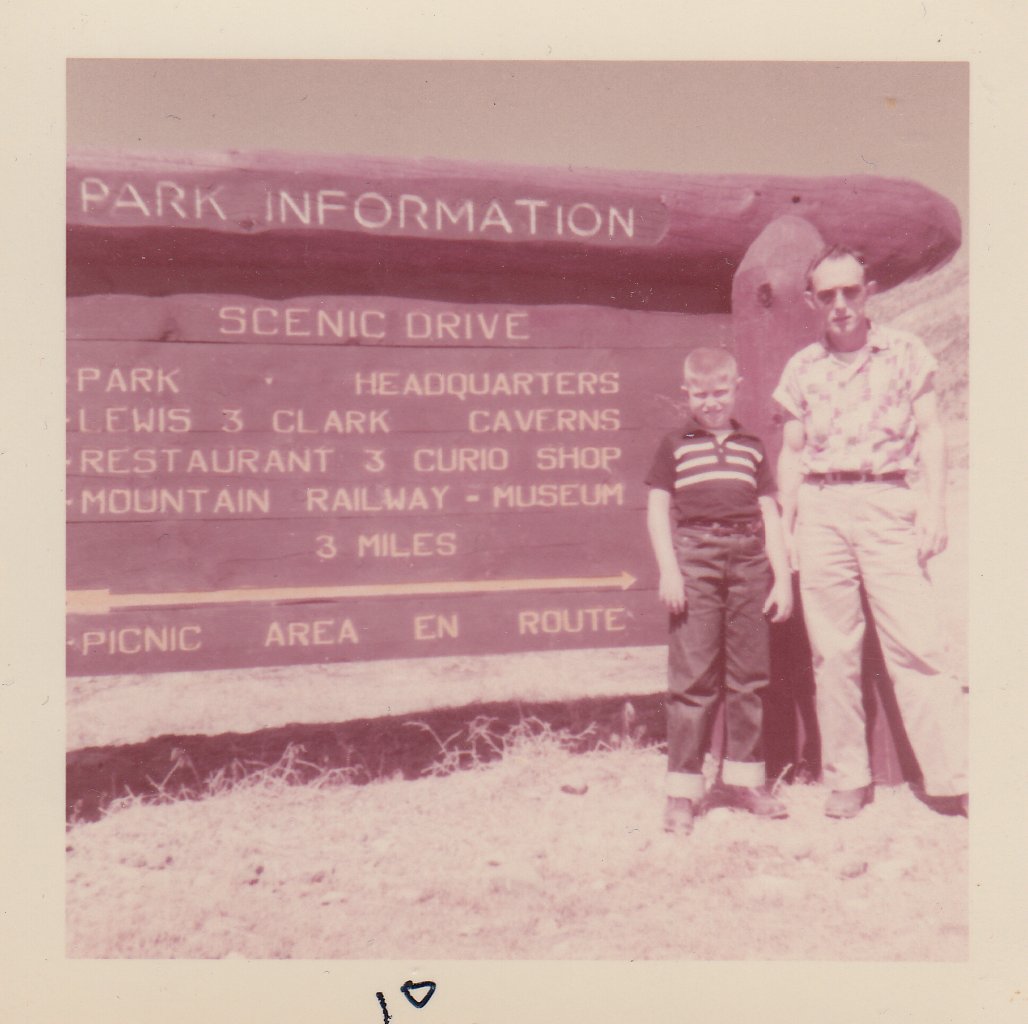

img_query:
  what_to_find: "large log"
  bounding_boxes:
[68,148,961,312]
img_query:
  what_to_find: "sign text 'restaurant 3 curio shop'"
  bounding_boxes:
[66,149,961,674]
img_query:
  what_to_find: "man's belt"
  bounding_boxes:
[805,471,907,484]
[678,518,763,536]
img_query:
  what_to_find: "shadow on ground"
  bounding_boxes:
[67,692,668,822]
[67,680,961,824]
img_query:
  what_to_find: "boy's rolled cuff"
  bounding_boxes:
[665,771,705,801]
[721,759,766,788]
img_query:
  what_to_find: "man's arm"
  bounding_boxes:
[758,495,793,622]
[913,387,948,561]
[646,488,686,613]
[777,417,807,571]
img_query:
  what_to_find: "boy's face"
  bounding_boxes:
[682,373,739,430]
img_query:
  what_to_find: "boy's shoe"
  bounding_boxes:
[663,797,695,835]
[824,785,874,819]
[717,785,788,819]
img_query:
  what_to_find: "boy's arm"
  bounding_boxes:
[646,487,686,613]
[758,495,794,622]
[777,417,807,571]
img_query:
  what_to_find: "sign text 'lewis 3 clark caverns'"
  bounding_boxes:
[66,148,960,675]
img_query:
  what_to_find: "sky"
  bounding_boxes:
[67,60,968,228]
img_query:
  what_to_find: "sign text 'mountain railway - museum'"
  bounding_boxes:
[66,149,961,676]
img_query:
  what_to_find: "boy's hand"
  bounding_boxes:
[763,577,794,623]
[658,569,687,614]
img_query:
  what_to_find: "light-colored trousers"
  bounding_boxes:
[796,481,967,796]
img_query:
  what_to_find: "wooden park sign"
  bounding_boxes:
[66,148,960,677]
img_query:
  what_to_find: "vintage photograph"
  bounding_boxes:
[65,60,969,960]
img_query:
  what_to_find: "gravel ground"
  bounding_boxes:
[66,739,968,961]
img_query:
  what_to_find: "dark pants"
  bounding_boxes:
[666,526,772,796]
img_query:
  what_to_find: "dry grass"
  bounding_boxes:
[66,724,967,961]
[91,742,365,823]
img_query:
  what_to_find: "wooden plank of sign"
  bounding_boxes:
[65,340,689,436]
[67,149,961,308]
[65,430,661,520]
[67,509,657,592]
[66,430,660,483]
[66,474,650,522]
[66,588,670,676]
[68,293,732,350]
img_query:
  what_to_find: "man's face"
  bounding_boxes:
[807,254,872,351]
[682,374,739,430]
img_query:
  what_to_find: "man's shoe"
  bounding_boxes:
[720,785,788,819]
[825,785,874,819]
[663,797,695,835]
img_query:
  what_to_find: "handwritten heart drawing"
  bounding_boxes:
[401,980,437,1009]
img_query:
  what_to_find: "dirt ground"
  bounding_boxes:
[66,737,968,961]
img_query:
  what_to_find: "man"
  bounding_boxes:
[773,245,968,819]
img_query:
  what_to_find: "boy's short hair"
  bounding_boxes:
[683,347,738,383]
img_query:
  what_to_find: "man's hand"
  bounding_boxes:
[912,388,948,565]
[784,529,799,574]
[777,418,805,575]
[916,504,948,563]
[658,568,687,614]
[763,577,794,623]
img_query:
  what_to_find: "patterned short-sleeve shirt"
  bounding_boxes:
[771,323,937,474]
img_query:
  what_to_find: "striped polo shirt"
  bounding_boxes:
[645,418,775,525]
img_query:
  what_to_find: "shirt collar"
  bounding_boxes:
[817,319,890,356]
[681,416,752,439]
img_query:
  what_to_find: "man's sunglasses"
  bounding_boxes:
[812,285,865,306]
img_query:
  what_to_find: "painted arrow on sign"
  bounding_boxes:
[66,570,638,615]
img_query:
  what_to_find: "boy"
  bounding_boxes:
[645,347,793,835]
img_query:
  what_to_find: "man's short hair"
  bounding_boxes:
[805,244,868,290]
[683,347,738,382]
